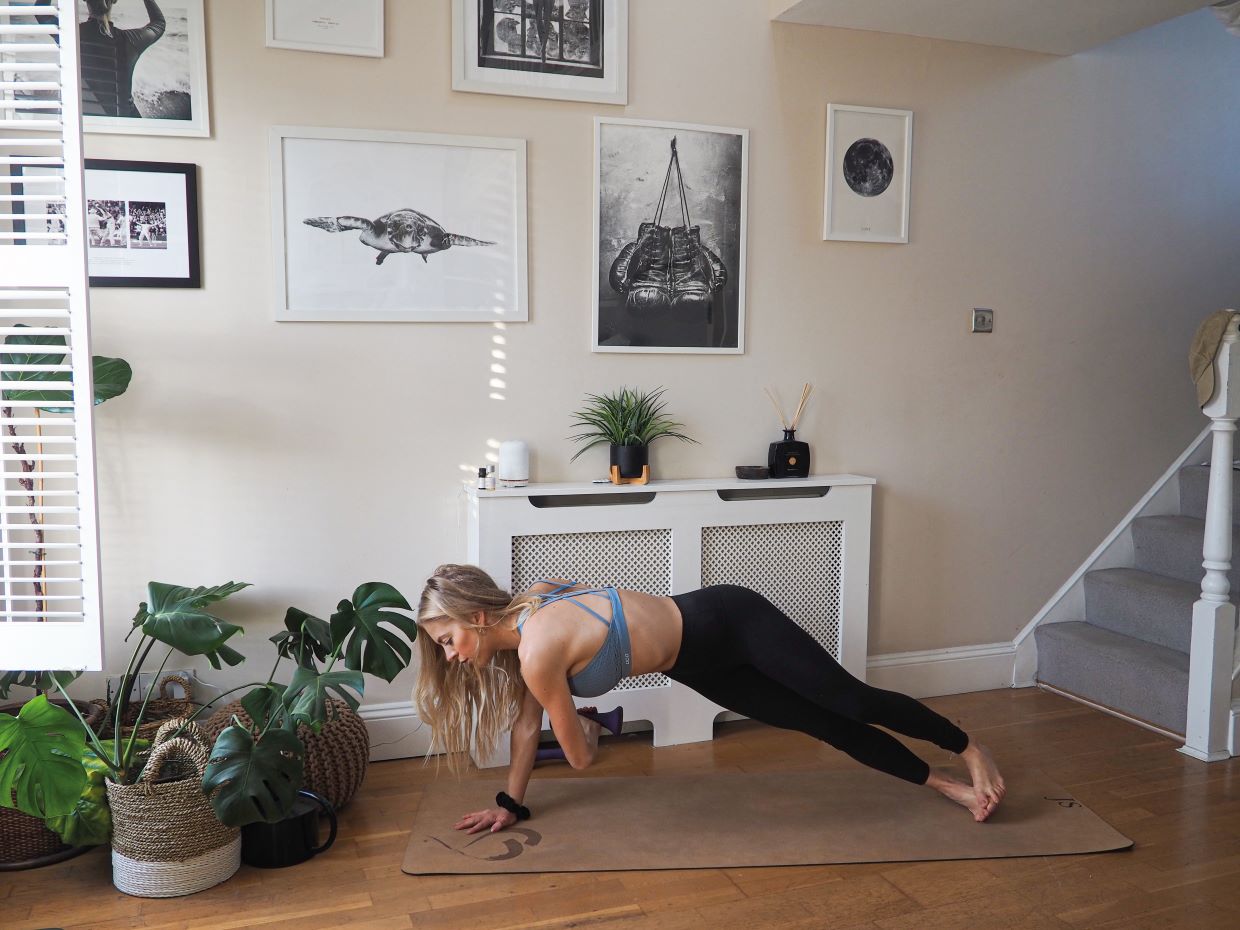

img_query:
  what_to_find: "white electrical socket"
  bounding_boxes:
[105,669,198,704]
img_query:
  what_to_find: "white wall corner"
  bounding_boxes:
[769,0,802,21]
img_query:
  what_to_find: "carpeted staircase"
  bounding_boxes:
[1034,463,1229,735]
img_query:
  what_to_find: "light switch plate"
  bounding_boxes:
[972,308,994,333]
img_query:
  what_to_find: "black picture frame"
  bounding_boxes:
[26,159,202,289]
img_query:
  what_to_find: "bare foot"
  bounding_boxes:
[926,771,994,822]
[960,741,1006,812]
[579,713,601,755]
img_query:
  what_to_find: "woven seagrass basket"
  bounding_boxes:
[94,674,196,741]
[202,698,369,811]
[106,719,240,897]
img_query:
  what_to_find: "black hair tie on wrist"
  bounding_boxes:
[495,791,531,821]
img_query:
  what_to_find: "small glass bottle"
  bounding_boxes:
[477,466,487,490]
[486,465,496,491]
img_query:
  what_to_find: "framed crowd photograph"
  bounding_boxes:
[270,126,528,323]
[453,0,628,105]
[15,160,201,287]
[266,0,384,58]
[823,104,912,243]
[593,117,748,354]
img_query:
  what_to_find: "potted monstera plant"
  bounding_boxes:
[568,386,697,484]
[0,582,250,850]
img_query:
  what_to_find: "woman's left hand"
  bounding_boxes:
[454,806,518,834]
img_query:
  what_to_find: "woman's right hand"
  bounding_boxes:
[454,806,518,834]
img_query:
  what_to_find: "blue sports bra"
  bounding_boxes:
[516,580,632,697]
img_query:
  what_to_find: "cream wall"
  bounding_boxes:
[77,1,1240,708]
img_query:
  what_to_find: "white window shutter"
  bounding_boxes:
[0,0,103,671]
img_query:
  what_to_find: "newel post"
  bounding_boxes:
[1182,315,1240,761]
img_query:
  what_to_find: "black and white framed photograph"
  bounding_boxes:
[453,0,627,105]
[594,117,748,354]
[15,159,201,286]
[823,104,912,243]
[266,0,384,58]
[271,126,528,323]
[32,0,211,136]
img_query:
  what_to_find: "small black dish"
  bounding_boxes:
[735,465,770,480]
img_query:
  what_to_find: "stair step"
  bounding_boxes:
[1177,464,1240,523]
[1130,514,1240,589]
[1083,567,1196,654]
[1034,621,1188,734]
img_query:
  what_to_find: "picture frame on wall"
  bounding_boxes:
[14,159,201,287]
[453,0,628,105]
[593,117,748,354]
[271,126,528,323]
[68,0,211,137]
[823,104,913,243]
[265,0,384,58]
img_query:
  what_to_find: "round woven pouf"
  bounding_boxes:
[202,698,369,811]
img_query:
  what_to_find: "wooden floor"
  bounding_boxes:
[4,687,1240,930]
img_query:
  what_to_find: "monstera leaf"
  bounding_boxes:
[270,607,332,669]
[239,682,286,731]
[0,670,81,701]
[204,723,304,826]
[0,326,132,412]
[45,744,124,847]
[282,666,363,732]
[328,582,417,683]
[0,696,88,819]
[131,581,250,668]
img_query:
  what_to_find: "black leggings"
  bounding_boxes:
[667,585,968,785]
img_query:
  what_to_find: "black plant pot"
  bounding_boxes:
[609,443,648,480]
[241,789,337,869]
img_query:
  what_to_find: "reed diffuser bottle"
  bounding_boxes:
[765,383,813,479]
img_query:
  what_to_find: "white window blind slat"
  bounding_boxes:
[0,0,102,672]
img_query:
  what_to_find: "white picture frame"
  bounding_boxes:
[75,0,211,137]
[823,104,913,244]
[452,0,627,105]
[270,126,528,323]
[593,117,748,355]
[265,0,384,58]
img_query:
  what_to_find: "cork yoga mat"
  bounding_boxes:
[402,769,1132,875]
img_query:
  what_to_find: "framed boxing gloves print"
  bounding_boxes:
[593,117,749,354]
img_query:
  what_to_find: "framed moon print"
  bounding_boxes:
[270,126,528,322]
[823,104,912,244]
[452,0,627,105]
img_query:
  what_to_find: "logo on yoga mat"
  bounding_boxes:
[1044,796,1082,809]
[428,827,543,861]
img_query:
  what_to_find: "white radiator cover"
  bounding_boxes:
[466,475,875,767]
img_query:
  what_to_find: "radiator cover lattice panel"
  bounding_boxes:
[701,521,844,659]
[511,529,672,690]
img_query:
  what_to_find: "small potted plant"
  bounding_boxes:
[569,386,696,484]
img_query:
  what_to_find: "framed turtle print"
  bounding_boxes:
[823,104,912,243]
[270,126,528,322]
[452,0,627,105]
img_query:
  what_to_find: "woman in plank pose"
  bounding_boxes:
[414,564,1005,834]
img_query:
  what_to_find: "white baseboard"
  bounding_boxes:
[358,644,1022,762]
[866,642,1018,698]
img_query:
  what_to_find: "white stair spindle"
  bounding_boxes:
[1182,313,1240,761]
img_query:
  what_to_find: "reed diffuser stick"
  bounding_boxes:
[764,386,789,430]
[790,383,813,430]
